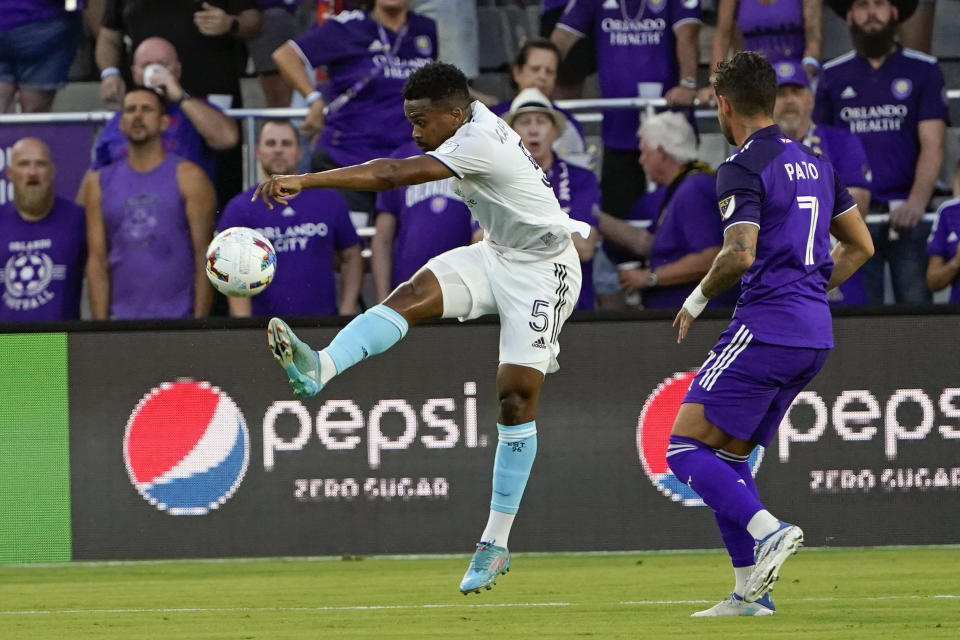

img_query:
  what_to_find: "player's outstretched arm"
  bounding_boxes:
[674,223,757,343]
[253,156,455,209]
[827,205,874,292]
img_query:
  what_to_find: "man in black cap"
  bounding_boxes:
[815,0,947,304]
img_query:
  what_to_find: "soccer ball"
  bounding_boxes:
[205,227,277,297]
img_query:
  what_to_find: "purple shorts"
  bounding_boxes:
[682,322,830,447]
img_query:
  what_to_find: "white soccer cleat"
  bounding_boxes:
[266,317,323,398]
[691,592,775,617]
[744,522,804,603]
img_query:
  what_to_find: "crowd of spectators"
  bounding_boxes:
[0,0,957,323]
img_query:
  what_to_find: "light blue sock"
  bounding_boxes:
[324,305,408,375]
[490,421,538,515]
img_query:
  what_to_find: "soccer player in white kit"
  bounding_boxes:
[255,63,589,594]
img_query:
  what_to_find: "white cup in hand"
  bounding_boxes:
[143,63,166,90]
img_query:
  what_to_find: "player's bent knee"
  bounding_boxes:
[384,270,444,325]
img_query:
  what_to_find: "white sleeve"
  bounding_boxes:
[426,125,494,179]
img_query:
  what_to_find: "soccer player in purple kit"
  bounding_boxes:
[371,139,473,303]
[256,62,590,595]
[0,138,86,323]
[925,198,960,304]
[814,0,947,305]
[666,52,874,616]
[217,120,362,317]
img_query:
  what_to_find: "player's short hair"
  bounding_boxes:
[713,51,777,117]
[124,85,168,111]
[638,111,698,164]
[402,62,470,108]
[257,119,299,144]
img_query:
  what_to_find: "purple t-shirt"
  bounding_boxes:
[718,125,856,348]
[0,0,84,32]
[802,123,871,306]
[292,10,437,167]
[926,199,960,304]
[218,186,359,316]
[814,46,949,204]
[0,198,85,322]
[99,154,195,319]
[92,102,218,181]
[257,0,299,10]
[645,171,736,309]
[375,141,472,288]
[557,0,701,150]
[545,154,599,310]
[737,0,804,63]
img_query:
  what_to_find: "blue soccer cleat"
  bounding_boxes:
[691,592,775,617]
[459,542,511,594]
[267,317,323,398]
[744,521,804,603]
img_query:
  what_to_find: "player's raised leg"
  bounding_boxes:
[267,268,444,397]
[460,363,544,594]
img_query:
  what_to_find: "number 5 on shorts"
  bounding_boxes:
[528,299,550,333]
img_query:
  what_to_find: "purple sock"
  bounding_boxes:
[666,436,765,529]
[712,449,757,566]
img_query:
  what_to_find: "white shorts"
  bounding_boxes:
[426,241,582,374]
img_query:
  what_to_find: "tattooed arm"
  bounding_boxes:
[674,223,757,342]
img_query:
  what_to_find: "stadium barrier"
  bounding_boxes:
[1,310,958,563]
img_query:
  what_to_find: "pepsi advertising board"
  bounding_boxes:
[58,313,960,560]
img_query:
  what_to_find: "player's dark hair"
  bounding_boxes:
[257,119,299,144]
[124,85,168,111]
[713,51,777,117]
[402,62,470,108]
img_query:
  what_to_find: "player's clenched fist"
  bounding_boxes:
[252,174,303,209]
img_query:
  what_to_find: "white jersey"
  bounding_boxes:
[427,101,590,261]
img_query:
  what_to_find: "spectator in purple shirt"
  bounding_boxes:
[504,88,600,310]
[0,0,85,113]
[91,37,239,186]
[271,0,437,217]
[925,198,960,304]
[490,39,592,169]
[699,0,822,107]
[0,138,86,322]
[815,0,946,304]
[551,0,701,220]
[773,58,871,305]
[598,111,737,310]
[371,139,472,303]
[218,120,362,317]
[668,52,874,617]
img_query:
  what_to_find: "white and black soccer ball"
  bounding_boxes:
[205,227,277,297]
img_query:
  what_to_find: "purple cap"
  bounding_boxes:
[773,60,809,89]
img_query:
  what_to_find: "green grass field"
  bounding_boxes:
[1,547,957,639]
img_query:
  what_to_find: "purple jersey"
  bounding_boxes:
[801,123,871,306]
[0,198,85,322]
[218,185,359,316]
[98,154,195,319]
[814,46,949,204]
[93,102,218,181]
[292,10,436,167]
[256,0,299,10]
[545,154,599,309]
[0,0,84,32]
[557,0,701,150]
[926,199,960,304]
[646,170,737,309]
[375,141,472,289]
[718,125,856,348]
[737,0,805,63]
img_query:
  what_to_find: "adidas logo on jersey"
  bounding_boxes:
[368,39,385,52]
[531,336,547,349]
[948,231,958,243]
[841,86,857,99]
[603,0,619,9]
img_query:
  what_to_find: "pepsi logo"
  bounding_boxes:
[124,380,249,516]
[637,371,763,506]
